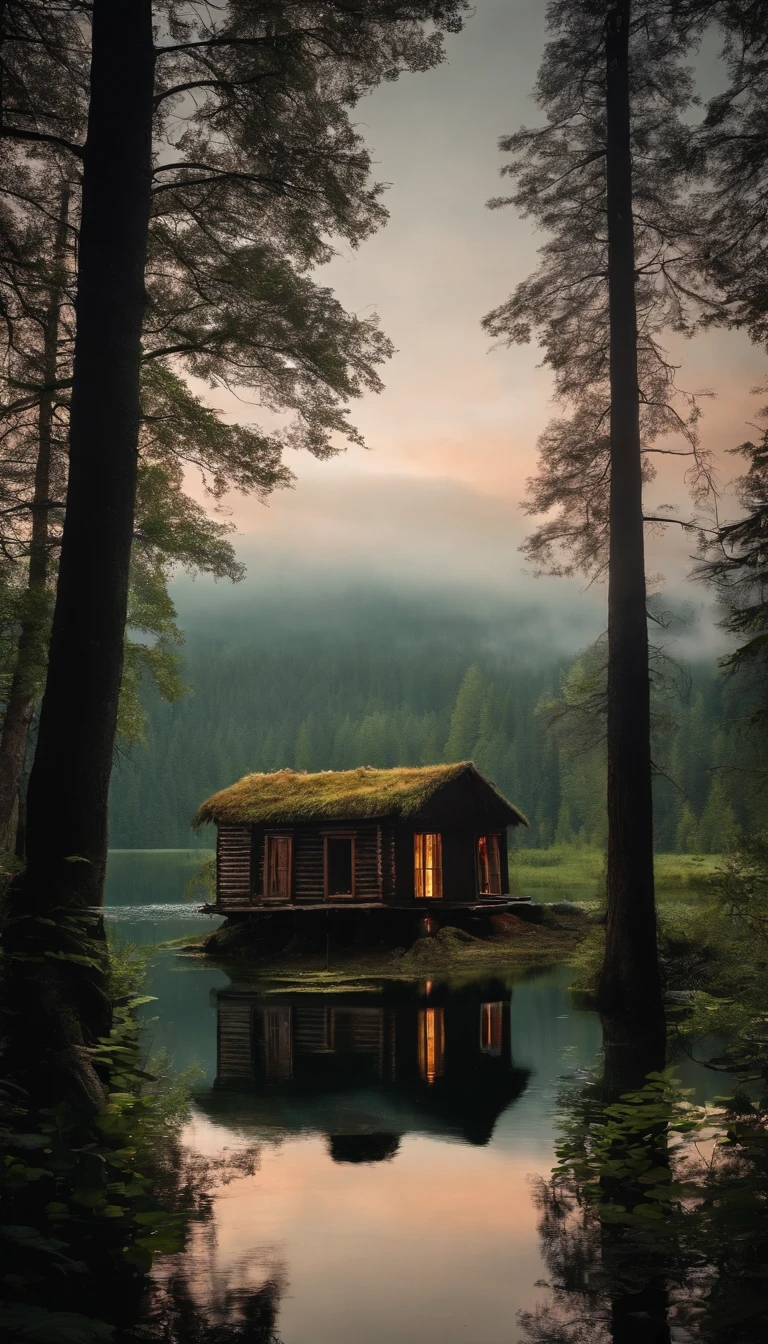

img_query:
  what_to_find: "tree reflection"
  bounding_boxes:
[125,1139,286,1344]
[133,1268,286,1344]
[520,1021,768,1344]
[520,1012,677,1344]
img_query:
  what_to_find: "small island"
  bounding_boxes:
[194,762,535,953]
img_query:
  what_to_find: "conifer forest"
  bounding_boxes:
[109,590,758,857]
[3,3,768,1344]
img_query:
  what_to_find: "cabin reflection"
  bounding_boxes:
[201,980,530,1153]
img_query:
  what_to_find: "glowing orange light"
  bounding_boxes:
[414,833,443,899]
[480,1002,504,1056]
[418,1007,445,1084]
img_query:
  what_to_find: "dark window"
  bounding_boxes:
[325,836,354,897]
[255,1006,293,1081]
[477,834,502,896]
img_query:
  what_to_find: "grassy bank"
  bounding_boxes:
[510,845,723,902]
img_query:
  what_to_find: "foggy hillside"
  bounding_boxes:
[110,574,737,851]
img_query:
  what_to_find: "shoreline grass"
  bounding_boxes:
[510,845,724,900]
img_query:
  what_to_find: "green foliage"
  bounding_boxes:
[0,1002,196,1340]
[525,1057,768,1344]
[0,583,55,706]
[0,1306,114,1343]
[183,858,216,904]
[552,1071,699,1226]
[104,939,153,1003]
[714,829,768,944]
[697,433,768,695]
[668,831,768,1081]
[139,364,293,505]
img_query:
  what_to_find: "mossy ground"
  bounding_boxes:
[188,906,591,985]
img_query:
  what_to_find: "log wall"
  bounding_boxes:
[292,822,382,902]
[292,826,323,903]
[214,817,511,908]
[216,824,252,907]
[216,821,385,907]
[381,826,397,901]
[216,995,253,1078]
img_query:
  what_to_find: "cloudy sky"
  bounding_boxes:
[186,0,766,654]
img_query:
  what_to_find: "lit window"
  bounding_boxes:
[480,1002,504,1056]
[418,1007,445,1083]
[265,834,292,901]
[414,833,443,899]
[477,834,502,896]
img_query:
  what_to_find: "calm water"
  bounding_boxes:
[104,851,723,1344]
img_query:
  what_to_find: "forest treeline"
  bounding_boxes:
[109,592,755,854]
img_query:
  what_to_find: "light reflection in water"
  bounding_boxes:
[418,1006,445,1083]
[104,853,727,1344]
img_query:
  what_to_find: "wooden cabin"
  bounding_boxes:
[200,980,531,1149]
[194,762,528,914]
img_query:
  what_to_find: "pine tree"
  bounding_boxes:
[698,776,737,854]
[675,802,700,855]
[555,802,578,846]
[444,664,485,761]
[482,0,709,1028]
[294,718,315,773]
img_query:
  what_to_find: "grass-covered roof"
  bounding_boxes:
[194,762,527,829]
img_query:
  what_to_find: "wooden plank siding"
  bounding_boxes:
[217,996,253,1079]
[292,826,323,903]
[217,821,385,908]
[381,826,397,901]
[216,824,252,906]
[344,824,381,903]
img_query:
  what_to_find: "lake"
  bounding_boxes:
[104,850,724,1344]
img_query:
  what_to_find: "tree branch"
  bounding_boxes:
[0,126,84,159]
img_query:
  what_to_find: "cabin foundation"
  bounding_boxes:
[202,897,533,959]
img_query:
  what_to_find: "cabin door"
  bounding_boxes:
[264,834,292,902]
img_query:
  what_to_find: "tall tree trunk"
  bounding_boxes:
[598,2,664,1036]
[0,184,70,851]
[21,0,155,912]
